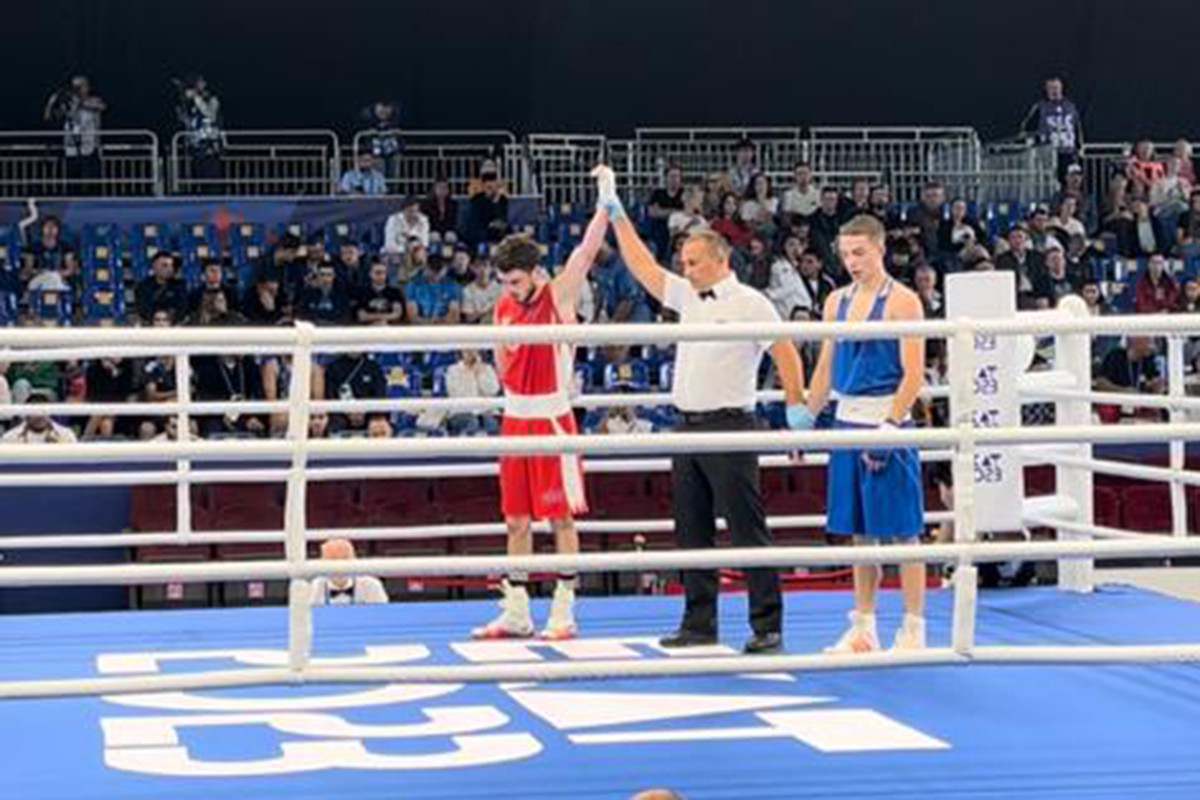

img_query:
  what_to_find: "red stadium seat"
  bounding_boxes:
[1121,485,1172,533]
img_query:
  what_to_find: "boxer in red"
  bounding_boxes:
[471,205,609,640]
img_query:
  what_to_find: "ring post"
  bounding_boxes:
[947,326,979,655]
[1167,334,1188,541]
[285,322,316,674]
[1055,295,1095,592]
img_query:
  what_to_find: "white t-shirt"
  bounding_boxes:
[668,211,709,237]
[662,272,780,412]
[1,421,77,443]
[462,280,503,322]
[382,211,431,254]
[781,186,821,217]
[309,575,389,605]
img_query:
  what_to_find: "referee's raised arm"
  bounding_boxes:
[593,164,667,301]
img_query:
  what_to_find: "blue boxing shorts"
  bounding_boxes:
[826,418,924,539]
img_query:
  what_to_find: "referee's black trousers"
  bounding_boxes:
[671,411,782,637]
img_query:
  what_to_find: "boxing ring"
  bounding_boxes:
[2,298,1200,798]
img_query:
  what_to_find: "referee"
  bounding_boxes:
[594,166,813,654]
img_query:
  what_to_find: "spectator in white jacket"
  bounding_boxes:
[416,349,500,436]
[382,197,431,256]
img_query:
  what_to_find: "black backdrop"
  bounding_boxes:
[0,0,1192,142]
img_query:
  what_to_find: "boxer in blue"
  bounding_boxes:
[802,214,928,652]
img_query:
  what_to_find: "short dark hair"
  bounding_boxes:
[493,234,541,273]
[820,185,839,196]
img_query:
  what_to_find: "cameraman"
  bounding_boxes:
[43,75,106,195]
[175,75,224,194]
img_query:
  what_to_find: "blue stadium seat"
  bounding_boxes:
[81,287,125,325]
[575,362,600,392]
[0,291,18,326]
[603,360,651,392]
[81,223,122,248]
[30,288,73,326]
[180,222,217,250]
[384,362,424,398]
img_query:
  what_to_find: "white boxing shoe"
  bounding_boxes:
[824,611,880,654]
[891,614,927,650]
[471,581,534,639]
[540,583,577,641]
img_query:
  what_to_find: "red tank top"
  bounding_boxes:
[494,285,571,396]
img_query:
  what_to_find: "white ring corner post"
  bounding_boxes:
[285,322,316,675]
[946,271,1027,653]
[1054,295,1095,593]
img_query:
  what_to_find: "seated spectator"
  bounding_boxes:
[421,177,459,238]
[1026,205,1056,251]
[325,351,385,434]
[1,396,76,443]
[1135,253,1179,314]
[406,256,462,325]
[382,196,431,257]
[1053,163,1097,232]
[937,199,985,257]
[271,233,306,291]
[150,414,200,442]
[1126,139,1165,200]
[1044,243,1080,303]
[20,216,77,287]
[135,252,187,325]
[1111,199,1168,258]
[1151,157,1192,226]
[399,240,430,284]
[7,358,63,403]
[767,239,834,321]
[297,262,351,325]
[466,158,510,197]
[667,186,708,239]
[187,260,237,319]
[838,178,870,219]
[738,236,772,290]
[243,269,288,325]
[447,245,474,285]
[913,262,944,318]
[308,411,331,439]
[591,241,653,323]
[995,225,1050,310]
[83,357,137,440]
[727,138,756,196]
[335,238,370,290]
[808,186,845,262]
[1174,139,1197,186]
[709,192,753,250]
[781,162,820,223]
[192,354,266,437]
[1094,336,1165,423]
[366,413,393,438]
[417,349,500,436]
[739,173,779,239]
[1176,190,1200,254]
[906,181,946,258]
[1178,275,1200,313]
[869,184,902,231]
[466,168,510,245]
[462,259,502,324]
[338,152,388,196]
[1050,196,1088,243]
[647,164,685,258]
[1065,233,1095,280]
[354,259,406,325]
[596,405,653,434]
[193,288,244,326]
[309,539,389,605]
[702,170,733,218]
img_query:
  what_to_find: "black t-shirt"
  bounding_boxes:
[140,358,177,396]
[30,241,75,274]
[85,359,137,402]
[324,355,386,400]
[649,187,685,213]
[354,283,406,322]
[193,356,264,401]
[1098,348,1160,390]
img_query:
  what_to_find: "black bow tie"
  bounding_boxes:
[699,289,717,301]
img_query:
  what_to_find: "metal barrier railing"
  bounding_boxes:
[0,130,160,197]
[525,133,608,207]
[809,127,981,201]
[168,129,340,196]
[348,129,518,197]
[891,168,1057,205]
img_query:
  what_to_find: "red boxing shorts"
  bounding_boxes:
[498,411,587,520]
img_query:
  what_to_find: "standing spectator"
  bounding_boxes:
[297,262,352,325]
[781,162,820,223]
[354,260,406,325]
[421,177,459,238]
[995,226,1050,309]
[338,152,388,196]
[192,354,266,438]
[417,349,501,436]
[406,256,462,325]
[187,260,237,319]
[21,216,77,286]
[134,252,186,325]
[382,197,431,256]
[740,173,779,239]
[709,192,753,250]
[1135,253,1179,314]
[1126,140,1165,200]
[668,186,709,239]
[727,138,756,196]
[647,164,686,258]
[1021,76,1084,183]
[324,351,386,434]
[1,396,77,443]
[44,76,105,194]
[359,101,401,176]
[462,259,502,324]
[466,168,510,246]
[175,75,223,194]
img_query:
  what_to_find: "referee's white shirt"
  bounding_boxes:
[663,272,781,412]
